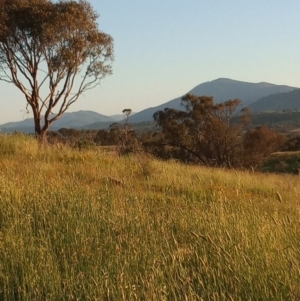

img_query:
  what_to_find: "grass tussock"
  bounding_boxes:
[0,134,300,300]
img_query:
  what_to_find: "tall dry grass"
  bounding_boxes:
[0,134,299,300]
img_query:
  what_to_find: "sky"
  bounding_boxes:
[1,0,300,123]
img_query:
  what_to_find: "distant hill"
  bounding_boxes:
[0,110,117,133]
[129,78,297,123]
[80,121,117,130]
[248,89,300,112]
[109,114,125,122]
[1,79,298,132]
[109,112,136,122]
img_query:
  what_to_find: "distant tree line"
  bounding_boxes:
[147,94,286,169]
[49,94,287,170]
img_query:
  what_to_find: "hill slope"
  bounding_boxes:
[0,79,298,132]
[130,78,297,123]
[0,110,116,133]
[1,135,299,300]
[248,88,300,112]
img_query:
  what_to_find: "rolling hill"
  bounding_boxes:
[248,88,300,112]
[129,78,297,123]
[1,78,298,133]
[0,111,117,133]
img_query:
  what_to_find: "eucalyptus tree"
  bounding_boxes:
[0,0,114,142]
[154,94,251,168]
[153,94,286,168]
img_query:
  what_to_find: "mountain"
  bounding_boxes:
[248,89,300,112]
[109,112,136,121]
[0,110,117,133]
[80,121,117,130]
[109,114,126,122]
[129,78,298,123]
[1,79,298,132]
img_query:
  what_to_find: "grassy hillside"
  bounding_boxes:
[0,135,299,300]
[249,89,300,112]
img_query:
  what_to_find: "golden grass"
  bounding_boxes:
[0,134,299,300]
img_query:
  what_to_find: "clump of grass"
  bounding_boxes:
[0,134,300,300]
[136,153,157,178]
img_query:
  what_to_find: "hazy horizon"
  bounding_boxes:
[1,0,300,123]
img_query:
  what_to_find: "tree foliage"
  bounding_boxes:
[0,0,113,142]
[242,126,287,168]
[153,94,285,169]
[94,110,139,154]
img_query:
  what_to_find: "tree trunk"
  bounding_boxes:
[36,130,48,145]
[34,113,48,145]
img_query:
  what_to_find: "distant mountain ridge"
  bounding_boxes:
[0,78,298,133]
[0,110,119,133]
[248,88,300,112]
[129,78,297,123]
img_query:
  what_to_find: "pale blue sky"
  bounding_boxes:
[1,0,300,123]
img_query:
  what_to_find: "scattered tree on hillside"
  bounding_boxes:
[94,128,119,146]
[94,109,140,154]
[152,94,285,169]
[242,126,287,168]
[120,108,133,152]
[115,109,140,154]
[0,0,113,143]
[154,94,251,167]
[281,136,300,152]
